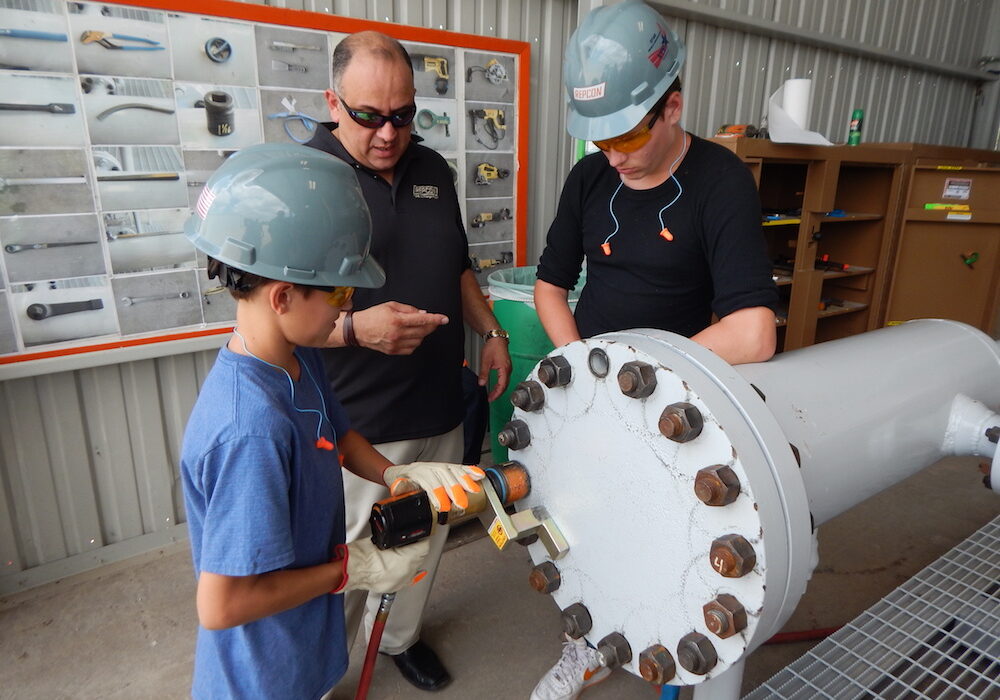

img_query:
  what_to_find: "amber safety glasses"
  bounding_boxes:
[337,93,416,129]
[325,286,355,307]
[593,110,662,153]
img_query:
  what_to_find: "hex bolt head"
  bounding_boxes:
[560,603,593,639]
[510,380,545,412]
[676,632,718,675]
[596,632,632,669]
[638,644,676,685]
[694,465,742,506]
[528,561,561,594]
[537,356,572,388]
[703,594,748,639]
[709,534,757,578]
[497,419,531,451]
[658,402,704,442]
[617,361,657,398]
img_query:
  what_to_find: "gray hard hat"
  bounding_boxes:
[185,143,385,289]
[564,0,685,141]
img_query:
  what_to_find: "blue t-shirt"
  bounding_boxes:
[181,345,351,700]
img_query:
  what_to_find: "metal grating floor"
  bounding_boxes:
[746,515,1000,699]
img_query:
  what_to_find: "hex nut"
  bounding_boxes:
[703,594,748,639]
[538,356,572,388]
[980,460,993,489]
[497,419,531,451]
[528,561,561,594]
[694,465,742,506]
[617,361,657,398]
[676,632,718,675]
[658,402,704,442]
[638,645,676,685]
[596,632,632,669]
[709,534,757,578]
[561,603,593,639]
[510,380,545,412]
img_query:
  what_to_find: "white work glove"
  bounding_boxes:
[382,462,486,515]
[330,538,431,594]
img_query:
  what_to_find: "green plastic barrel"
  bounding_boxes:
[487,266,583,463]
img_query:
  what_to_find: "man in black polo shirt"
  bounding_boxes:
[306,31,511,692]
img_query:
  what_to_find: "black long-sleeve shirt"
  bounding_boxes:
[537,134,778,338]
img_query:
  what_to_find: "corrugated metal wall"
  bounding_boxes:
[0,347,219,593]
[653,0,994,156]
[2,0,996,594]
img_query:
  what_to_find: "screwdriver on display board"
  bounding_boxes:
[0,102,75,114]
[0,28,68,41]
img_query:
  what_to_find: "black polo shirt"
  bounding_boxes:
[306,125,470,444]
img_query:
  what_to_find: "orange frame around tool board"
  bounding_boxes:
[0,0,530,365]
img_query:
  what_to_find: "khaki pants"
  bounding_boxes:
[342,424,464,656]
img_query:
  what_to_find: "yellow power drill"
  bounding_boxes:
[411,54,449,95]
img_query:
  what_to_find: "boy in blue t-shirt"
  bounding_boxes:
[180,144,484,699]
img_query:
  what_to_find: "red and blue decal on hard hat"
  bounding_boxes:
[195,185,216,220]
[648,25,669,68]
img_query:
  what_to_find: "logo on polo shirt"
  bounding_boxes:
[413,185,439,199]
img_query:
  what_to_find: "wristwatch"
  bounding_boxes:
[482,328,510,342]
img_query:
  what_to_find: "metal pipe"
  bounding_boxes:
[737,320,1000,525]
[513,319,1000,688]
[691,658,744,700]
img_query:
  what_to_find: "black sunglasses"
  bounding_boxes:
[337,93,417,129]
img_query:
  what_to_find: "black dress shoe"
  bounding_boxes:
[385,639,452,691]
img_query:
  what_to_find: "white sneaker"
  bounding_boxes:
[529,635,612,700]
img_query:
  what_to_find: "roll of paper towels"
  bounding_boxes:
[782,78,812,129]
[768,79,831,145]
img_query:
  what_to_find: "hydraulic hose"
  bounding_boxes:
[355,592,395,700]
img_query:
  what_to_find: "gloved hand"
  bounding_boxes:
[382,462,486,514]
[331,537,431,594]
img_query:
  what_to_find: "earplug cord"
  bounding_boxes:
[656,131,688,230]
[232,327,337,450]
[602,181,625,253]
[601,131,689,255]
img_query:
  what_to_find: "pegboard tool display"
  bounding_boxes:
[0,0,528,365]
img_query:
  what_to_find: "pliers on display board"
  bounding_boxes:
[80,30,163,50]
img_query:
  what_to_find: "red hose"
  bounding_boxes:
[764,626,841,644]
[355,593,395,700]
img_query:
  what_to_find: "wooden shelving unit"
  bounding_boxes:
[711,139,906,351]
[712,139,1000,349]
